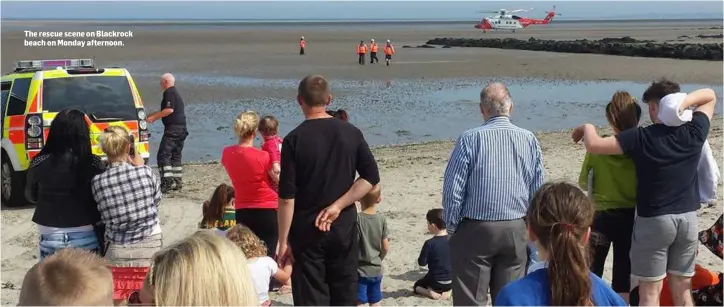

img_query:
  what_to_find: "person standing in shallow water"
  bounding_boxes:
[147,73,188,193]
[277,74,380,306]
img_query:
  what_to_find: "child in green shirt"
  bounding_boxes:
[578,91,641,303]
[199,183,237,232]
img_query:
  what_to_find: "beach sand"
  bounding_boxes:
[2,124,722,306]
[1,22,723,305]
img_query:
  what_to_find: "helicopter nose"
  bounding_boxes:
[474,24,481,29]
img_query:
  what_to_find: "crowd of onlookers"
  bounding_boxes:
[16,74,723,307]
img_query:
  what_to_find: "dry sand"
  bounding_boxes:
[2,123,722,306]
[2,22,723,305]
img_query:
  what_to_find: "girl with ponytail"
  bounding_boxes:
[495,182,626,306]
[199,183,236,231]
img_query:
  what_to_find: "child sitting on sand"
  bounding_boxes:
[414,208,452,300]
[357,185,390,306]
[199,183,236,232]
[19,248,114,306]
[259,115,283,186]
[495,182,626,306]
[227,225,292,306]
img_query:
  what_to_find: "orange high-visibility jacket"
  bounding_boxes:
[384,45,395,55]
[370,43,378,52]
[357,44,368,54]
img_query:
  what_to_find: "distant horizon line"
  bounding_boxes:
[4,17,723,23]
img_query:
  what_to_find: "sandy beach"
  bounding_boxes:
[1,21,723,305]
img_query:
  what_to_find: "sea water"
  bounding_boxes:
[142,77,722,163]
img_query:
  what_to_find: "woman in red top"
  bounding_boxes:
[221,111,279,258]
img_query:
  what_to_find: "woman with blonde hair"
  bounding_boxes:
[135,230,258,306]
[221,111,280,260]
[91,126,162,303]
[577,90,641,302]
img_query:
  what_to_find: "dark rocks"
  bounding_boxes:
[402,44,436,49]
[698,34,723,39]
[442,45,452,48]
[425,37,723,61]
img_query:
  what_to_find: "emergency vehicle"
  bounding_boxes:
[1,59,150,207]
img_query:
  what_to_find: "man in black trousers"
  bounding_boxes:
[277,74,380,306]
[147,73,188,193]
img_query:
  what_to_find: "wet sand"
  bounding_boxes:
[2,20,722,103]
[1,21,723,306]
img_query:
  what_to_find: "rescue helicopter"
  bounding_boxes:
[474,6,561,33]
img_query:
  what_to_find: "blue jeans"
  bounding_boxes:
[39,231,100,261]
[357,275,383,304]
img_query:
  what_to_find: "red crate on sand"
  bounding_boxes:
[111,267,149,301]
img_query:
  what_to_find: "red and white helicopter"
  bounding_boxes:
[474,6,560,33]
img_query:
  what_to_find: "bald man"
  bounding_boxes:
[147,73,188,193]
[442,83,545,305]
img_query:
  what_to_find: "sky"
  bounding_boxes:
[1,0,722,21]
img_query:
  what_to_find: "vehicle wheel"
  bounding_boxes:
[1,153,27,207]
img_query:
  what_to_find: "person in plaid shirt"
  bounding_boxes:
[91,126,163,303]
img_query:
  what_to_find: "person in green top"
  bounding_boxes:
[199,183,237,232]
[578,91,641,303]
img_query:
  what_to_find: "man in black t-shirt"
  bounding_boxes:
[147,73,188,193]
[277,75,380,306]
[571,80,717,306]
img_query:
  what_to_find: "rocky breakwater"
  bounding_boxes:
[426,36,723,61]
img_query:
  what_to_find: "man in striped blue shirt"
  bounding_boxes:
[442,82,545,306]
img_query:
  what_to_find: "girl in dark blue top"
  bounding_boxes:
[495,182,627,306]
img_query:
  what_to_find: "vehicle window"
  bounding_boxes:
[42,76,137,121]
[1,82,11,127]
[7,78,31,116]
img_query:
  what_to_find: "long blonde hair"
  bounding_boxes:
[234,111,259,140]
[147,230,257,306]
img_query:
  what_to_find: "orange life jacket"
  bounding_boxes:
[357,44,367,54]
[370,43,378,52]
[384,45,395,55]
[300,40,306,48]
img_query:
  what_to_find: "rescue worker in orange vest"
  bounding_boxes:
[357,40,368,65]
[370,39,379,64]
[384,39,396,66]
[299,36,306,55]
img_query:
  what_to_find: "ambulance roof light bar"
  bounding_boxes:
[15,58,95,70]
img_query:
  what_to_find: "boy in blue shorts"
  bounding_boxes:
[357,185,390,306]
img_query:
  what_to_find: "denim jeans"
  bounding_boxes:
[39,230,100,261]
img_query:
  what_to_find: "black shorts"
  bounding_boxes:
[413,273,452,294]
[385,54,392,60]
